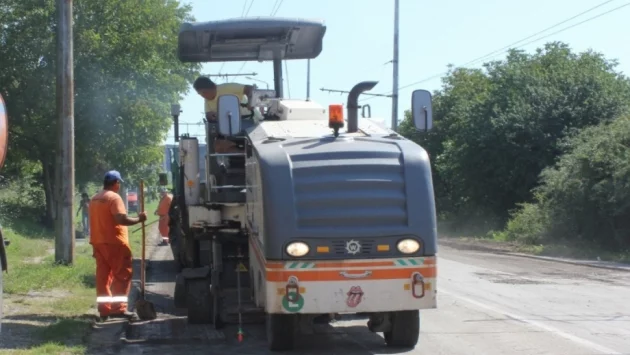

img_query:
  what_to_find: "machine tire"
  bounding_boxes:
[266,313,298,351]
[384,310,420,348]
[186,278,214,324]
[174,273,187,309]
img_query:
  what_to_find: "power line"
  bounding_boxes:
[360,1,630,103]
[271,0,284,16]
[241,0,253,16]
[244,0,255,16]
[462,0,616,67]
[217,0,256,78]
[237,0,282,76]
[270,0,280,16]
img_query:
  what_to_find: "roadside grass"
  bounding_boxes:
[1,216,95,354]
[1,198,160,354]
[439,225,630,264]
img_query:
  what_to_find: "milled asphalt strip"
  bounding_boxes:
[439,288,623,355]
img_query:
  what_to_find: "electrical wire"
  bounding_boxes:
[237,0,283,75]
[216,0,256,78]
[271,0,284,16]
[270,0,280,16]
[461,0,616,67]
[241,0,249,16]
[319,61,393,98]
[244,0,255,16]
[360,1,629,102]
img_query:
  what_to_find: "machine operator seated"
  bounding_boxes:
[193,76,253,154]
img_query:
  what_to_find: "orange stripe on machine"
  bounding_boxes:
[265,267,436,282]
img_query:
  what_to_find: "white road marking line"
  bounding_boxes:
[440,288,622,355]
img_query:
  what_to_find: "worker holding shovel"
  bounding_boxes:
[89,170,147,321]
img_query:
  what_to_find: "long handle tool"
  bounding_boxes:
[134,179,157,321]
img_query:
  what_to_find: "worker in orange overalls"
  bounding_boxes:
[155,187,173,246]
[89,170,147,321]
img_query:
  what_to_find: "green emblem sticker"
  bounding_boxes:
[282,291,304,312]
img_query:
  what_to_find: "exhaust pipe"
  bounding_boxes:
[347,81,378,133]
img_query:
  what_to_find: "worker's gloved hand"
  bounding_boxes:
[138,212,148,223]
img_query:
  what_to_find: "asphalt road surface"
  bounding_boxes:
[118,241,630,355]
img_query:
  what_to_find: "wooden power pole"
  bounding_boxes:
[55,0,75,264]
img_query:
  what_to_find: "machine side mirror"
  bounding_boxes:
[411,89,433,132]
[217,94,242,136]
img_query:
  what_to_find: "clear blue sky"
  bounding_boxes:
[165,0,630,144]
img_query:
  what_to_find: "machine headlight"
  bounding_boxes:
[286,242,310,257]
[397,239,420,254]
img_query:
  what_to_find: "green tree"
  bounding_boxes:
[0,0,200,226]
[399,66,492,223]
[503,114,630,248]
[400,42,630,229]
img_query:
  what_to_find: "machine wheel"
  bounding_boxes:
[174,273,187,309]
[384,310,420,348]
[266,313,298,351]
[186,278,214,324]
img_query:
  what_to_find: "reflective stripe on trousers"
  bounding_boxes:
[96,296,128,303]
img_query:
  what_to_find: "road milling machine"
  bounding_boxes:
[167,17,438,351]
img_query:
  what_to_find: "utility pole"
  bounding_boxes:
[391,0,400,131]
[55,0,75,265]
[306,59,311,101]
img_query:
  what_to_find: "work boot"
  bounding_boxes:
[109,311,139,322]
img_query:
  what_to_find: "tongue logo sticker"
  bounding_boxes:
[346,286,364,308]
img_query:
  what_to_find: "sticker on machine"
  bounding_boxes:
[346,286,364,308]
[282,291,304,312]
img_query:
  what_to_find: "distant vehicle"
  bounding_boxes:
[127,191,138,213]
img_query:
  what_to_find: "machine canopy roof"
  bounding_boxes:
[177,17,327,63]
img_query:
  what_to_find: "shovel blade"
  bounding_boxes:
[135,299,157,321]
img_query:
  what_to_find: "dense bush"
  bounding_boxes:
[400,42,630,235]
[500,115,630,248]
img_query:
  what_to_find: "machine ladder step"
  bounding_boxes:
[220,287,265,324]
[221,302,266,324]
